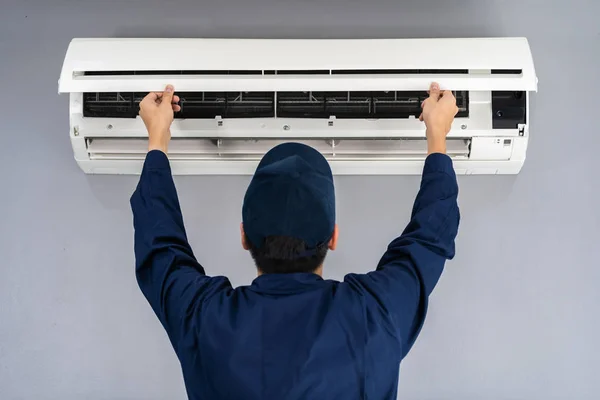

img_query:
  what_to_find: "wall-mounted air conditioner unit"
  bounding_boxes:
[58,38,537,175]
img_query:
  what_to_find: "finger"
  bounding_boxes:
[427,82,441,103]
[146,92,165,107]
[172,95,180,104]
[419,113,424,121]
[160,85,175,107]
[140,92,161,107]
[440,90,456,105]
[172,104,181,112]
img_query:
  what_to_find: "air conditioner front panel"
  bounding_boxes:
[59,38,537,92]
[60,38,536,73]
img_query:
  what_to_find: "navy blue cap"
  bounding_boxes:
[242,142,335,250]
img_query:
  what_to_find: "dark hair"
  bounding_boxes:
[247,235,329,274]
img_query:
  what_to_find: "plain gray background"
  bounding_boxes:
[1,0,599,399]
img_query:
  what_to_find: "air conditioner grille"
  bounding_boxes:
[83,91,468,119]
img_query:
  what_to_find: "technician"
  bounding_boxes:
[130,82,460,399]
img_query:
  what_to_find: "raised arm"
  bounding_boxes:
[130,86,231,354]
[346,83,460,359]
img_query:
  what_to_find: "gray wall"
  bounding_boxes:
[1,1,599,399]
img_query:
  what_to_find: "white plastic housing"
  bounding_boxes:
[59,37,538,175]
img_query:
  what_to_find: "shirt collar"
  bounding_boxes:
[249,273,325,295]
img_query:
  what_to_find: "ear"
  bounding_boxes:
[328,224,339,251]
[240,222,250,250]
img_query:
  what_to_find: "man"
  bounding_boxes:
[130,82,460,400]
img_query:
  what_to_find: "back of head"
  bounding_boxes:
[242,143,336,274]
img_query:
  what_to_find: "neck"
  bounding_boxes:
[257,265,323,277]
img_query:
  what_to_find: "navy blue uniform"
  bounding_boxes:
[130,150,459,400]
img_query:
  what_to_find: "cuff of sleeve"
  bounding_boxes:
[424,153,456,177]
[144,150,171,171]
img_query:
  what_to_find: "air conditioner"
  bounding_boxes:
[58,38,538,175]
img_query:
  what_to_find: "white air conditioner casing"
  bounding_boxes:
[58,38,537,175]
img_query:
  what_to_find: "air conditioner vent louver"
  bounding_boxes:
[86,138,471,161]
[83,91,468,119]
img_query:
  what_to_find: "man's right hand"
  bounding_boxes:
[419,82,459,155]
[139,85,181,154]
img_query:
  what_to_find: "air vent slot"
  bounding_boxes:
[331,69,469,75]
[83,70,264,76]
[265,70,330,75]
[83,91,468,119]
[81,69,471,77]
[491,69,523,75]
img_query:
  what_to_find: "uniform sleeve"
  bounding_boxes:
[130,150,231,355]
[345,153,460,359]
